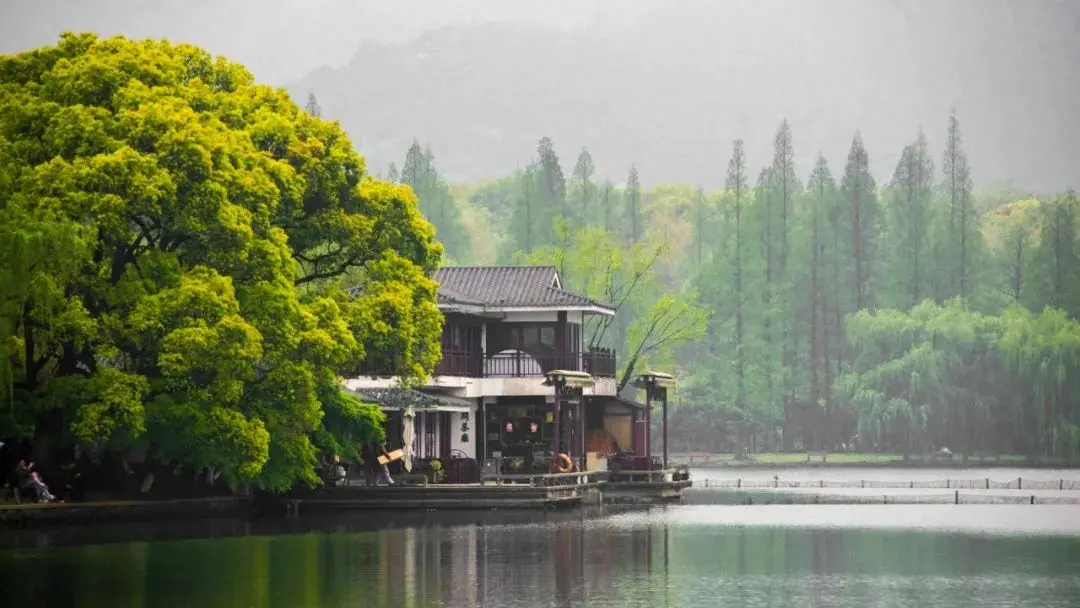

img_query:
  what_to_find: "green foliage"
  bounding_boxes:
[523,226,708,391]
[399,140,471,263]
[840,300,1080,460]
[0,33,441,490]
[432,116,1078,459]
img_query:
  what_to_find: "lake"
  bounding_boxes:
[689,466,1080,482]
[2,501,1080,607]
[687,466,1080,504]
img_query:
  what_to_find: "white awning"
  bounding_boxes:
[344,386,474,413]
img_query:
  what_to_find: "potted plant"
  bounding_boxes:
[429,459,446,484]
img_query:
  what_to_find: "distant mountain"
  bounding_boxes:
[287,0,1080,191]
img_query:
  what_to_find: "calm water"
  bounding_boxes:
[688,467,1080,503]
[2,505,1080,607]
[690,466,1080,482]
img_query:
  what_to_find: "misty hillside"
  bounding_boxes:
[288,0,1080,191]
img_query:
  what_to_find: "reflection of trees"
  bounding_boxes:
[4,517,1077,606]
[668,526,1080,577]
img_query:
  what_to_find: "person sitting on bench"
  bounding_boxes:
[16,461,55,503]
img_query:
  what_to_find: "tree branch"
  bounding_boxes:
[295,253,362,286]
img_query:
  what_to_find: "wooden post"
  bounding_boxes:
[645,388,652,465]
[661,386,669,470]
[578,397,586,471]
[480,399,487,461]
[553,395,562,455]
[555,311,568,369]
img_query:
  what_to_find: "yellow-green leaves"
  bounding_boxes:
[0,33,442,488]
[69,368,149,448]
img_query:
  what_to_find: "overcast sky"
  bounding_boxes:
[1,0,660,84]
[2,0,1078,191]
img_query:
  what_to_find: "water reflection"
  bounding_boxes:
[1,506,1079,607]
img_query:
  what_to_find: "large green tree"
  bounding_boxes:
[882,131,934,309]
[940,111,979,300]
[0,33,443,489]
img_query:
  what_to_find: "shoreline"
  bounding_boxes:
[676,459,1080,470]
[0,496,253,529]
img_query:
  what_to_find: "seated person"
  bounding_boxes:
[17,462,56,503]
[331,462,347,487]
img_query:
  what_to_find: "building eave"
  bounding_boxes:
[438,304,616,316]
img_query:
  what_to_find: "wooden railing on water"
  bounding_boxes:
[610,469,691,484]
[480,470,609,502]
[694,477,1080,490]
[480,470,608,487]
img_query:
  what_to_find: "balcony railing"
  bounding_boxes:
[433,348,617,379]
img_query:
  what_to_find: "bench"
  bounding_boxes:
[806,450,827,462]
[685,452,713,464]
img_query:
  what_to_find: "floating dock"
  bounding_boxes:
[273,471,608,516]
[604,469,693,504]
[2,468,693,528]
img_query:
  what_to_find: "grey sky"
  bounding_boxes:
[1,0,655,84]
[2,0,1077,191]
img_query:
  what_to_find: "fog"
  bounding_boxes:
[2,0,1078,190]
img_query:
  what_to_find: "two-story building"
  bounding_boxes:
[344,265,647,472]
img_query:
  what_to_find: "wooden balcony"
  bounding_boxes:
[434,348,617,379]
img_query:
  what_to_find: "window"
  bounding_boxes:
[540,326,555,346]
[423,413,437,457]
[522,326,538,346]
[569,324,580,352]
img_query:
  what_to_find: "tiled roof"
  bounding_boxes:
[433,266,614,311]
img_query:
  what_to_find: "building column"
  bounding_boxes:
[645,392,652,464]
[479,399,486,461]
[552,394,562,455]
[632,406,645,458]
[562,397,573,458]
[555,311,568,370]
[634,372,676,469]
[660,386,669,469]
[578,398,587,470]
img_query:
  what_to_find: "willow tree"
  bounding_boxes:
[998,306,1080,459]
[0,33,443,489]
[840,300,1000,457]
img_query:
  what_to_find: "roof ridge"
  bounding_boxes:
[437,265,556,271]
[542,284,613,309]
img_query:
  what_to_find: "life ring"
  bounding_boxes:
[552,453,574,474]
